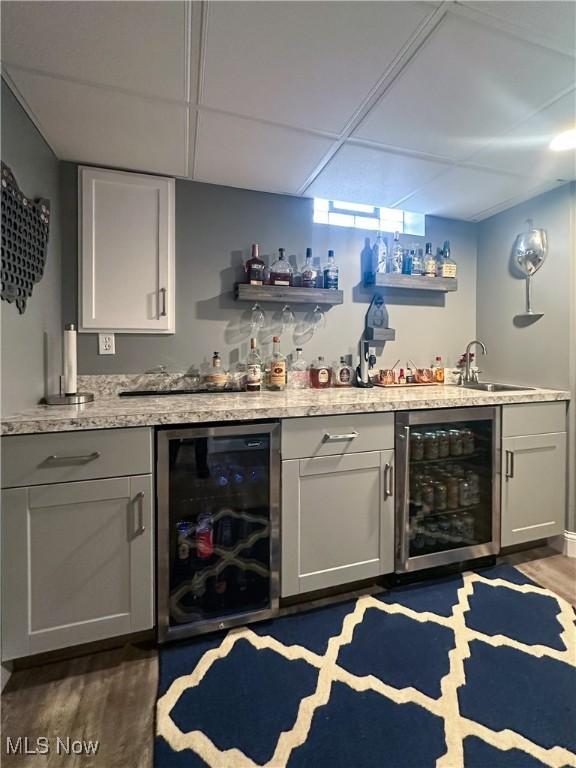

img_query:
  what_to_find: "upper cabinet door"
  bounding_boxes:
[79,166,175,333]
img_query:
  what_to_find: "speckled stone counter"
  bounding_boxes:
[1,382,570,435]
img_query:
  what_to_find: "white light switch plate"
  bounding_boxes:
[98,333,115,355]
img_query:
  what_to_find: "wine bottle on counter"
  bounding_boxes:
[245,243,265,285]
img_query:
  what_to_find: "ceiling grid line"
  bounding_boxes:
[296,2,452,196]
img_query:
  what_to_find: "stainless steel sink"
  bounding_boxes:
[460,382,536,392]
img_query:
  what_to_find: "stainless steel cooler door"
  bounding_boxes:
[156,423,280,642]
[395,407,500,573]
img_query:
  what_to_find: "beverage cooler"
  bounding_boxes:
[395,407,500,573]
[156,424,280,642]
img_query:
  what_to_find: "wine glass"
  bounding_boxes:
[250,303,266,332]
[309,304,325,330]
[281,304,296,331]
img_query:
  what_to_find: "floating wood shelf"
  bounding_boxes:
[234,283,344,305]
[366,274,458,292]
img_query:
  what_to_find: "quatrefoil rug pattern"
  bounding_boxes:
[155,565,576,768]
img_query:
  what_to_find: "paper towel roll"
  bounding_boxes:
[63,323,77,395]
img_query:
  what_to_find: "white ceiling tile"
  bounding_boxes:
[398,166,558,220]
[470,90,576,181]
[194,111,334,194]
[354,13,575,160]
[201,1,437,134]
[306,143,449,207]
[462,1,576,55]
[1,1,188,101]
[7,69,188,176]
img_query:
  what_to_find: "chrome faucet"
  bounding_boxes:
[463,340,487,383]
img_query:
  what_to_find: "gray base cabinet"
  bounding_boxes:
[281,449,394,596]
[501,403,567,547]
[2,473,154,661]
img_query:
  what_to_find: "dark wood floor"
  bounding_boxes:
[2,547,574,768]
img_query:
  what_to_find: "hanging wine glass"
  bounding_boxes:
[250,303,266,331]
[280,304,296,331]
[310,304,325,330]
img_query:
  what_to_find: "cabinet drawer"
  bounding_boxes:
[282,413,394,459]
[502,402,566,437]
[1,428,152,488]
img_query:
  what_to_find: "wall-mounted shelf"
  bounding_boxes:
[365,274,458,292]
[234,283,344,305]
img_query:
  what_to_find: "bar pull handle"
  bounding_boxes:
[160,287,167,317]
[383,462,394,499]
[505,450,515,479]
[323,431,359,442]
[44,451,101,464]
[133,491,146,536]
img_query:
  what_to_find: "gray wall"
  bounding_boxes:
[61,165,478,375]
[1,80,62,416]
[477,182,576,530]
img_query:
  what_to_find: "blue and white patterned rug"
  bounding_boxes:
[155,565,576,767]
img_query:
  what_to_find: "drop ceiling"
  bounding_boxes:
[1,0,575,221]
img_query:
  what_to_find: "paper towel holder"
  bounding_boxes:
[44,323,95,405]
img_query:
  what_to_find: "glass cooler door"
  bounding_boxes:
[157,424,280,641]
[396,407,500,572]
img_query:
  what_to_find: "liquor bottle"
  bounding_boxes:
[292,257,302,287]
[269,248,293,286]
[322,250,339,290]
[433,355,445,383]
[411,247,424,276]
[245,337,263,392]
[265,336,287,390]
[301,247,318,288]
[424,242,437,277]
[376,236,389,273]
[439,240,457,278]
[310,356,332,388]
[334,357,354,387]
[288,347,309,389]
[245,243,265,285]
[205,352,228,389]
[389,232,403,273]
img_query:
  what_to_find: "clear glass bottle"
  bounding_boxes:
[322,250,339,290]
[205,351,228,389]
[439,240,457,278]
[269,248,293,286]
[288,347,309,389]
[334,356,354,387]
[310,356,332,388]
[245,337,263,392]
[245,243,265,285]
[373,232,388,274]
[389,231,403,273]
[412,247,424,275]
[424,242,437,277]
[291,257,302,287]
[265,336,287,390]
[301,247,318,288]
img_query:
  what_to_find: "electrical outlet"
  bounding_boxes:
[98,333,115,355]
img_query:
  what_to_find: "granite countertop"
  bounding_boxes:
[1,383,570,435]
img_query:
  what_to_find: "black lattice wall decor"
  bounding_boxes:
[1,162,50,313]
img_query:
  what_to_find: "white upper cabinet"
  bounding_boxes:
[79,166,175,333]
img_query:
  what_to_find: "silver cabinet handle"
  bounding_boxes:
[323,431,359,442]
[383,462,394,499]
[159,287,167,317]
[505,450,515,479]
[44,451,101,464]
[133,491,146,535]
